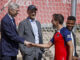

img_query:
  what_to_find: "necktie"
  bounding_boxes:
[11,18,14,25]
[11,18,16,29]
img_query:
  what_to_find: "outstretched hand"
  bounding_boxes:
[72,56,79,60]
[24,40,36,47]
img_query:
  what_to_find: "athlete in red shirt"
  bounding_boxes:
[51,27,72,60]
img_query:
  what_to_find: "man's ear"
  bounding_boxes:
[57,21,59,24]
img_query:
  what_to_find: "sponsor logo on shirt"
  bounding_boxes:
[67,35,71,38]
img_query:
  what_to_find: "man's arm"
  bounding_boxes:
[67,40,73,60]
[31,41,53,48]
[2,19,25,44]
[72,56,78,60]
[1,19,29,47]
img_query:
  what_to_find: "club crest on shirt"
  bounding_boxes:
[57,34,60,37]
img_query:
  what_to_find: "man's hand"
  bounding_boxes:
[72,56,78,60]
[24,40,32,47]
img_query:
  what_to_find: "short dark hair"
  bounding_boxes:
[67,16,76,21]
[53,14,64,24]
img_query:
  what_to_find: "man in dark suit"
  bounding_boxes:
[18,5,44,60]
[1,2,29,60]
[0,22,1,60]
[66,16,78,60]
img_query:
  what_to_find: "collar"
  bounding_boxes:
[57,27,63,32]
[8,13,13,20]
[57,30,60,32]
[27,17,36,22]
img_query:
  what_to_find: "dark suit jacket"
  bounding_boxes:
[1,14,24,56]
[72,32,78,57]
[18,18,44,55]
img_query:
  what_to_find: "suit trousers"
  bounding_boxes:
[22,51,42,60]
[1,55,17,60]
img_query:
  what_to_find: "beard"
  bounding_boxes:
[30,14,36,20]
[52,24,56,29]
[66,26,73,31]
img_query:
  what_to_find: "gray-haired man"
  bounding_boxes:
[1,2,29,60]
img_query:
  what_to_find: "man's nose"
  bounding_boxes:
[32,12,35,14]
[69,24,73,27]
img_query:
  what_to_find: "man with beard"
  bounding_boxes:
[18,5,44,60]
[29,14,73,60]
[66,16,79,60]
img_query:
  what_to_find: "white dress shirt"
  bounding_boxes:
[71,32,75,56]
[29,19,39,44]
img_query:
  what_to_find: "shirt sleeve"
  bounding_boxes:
[50,37,54,44]
[64,30,72,42]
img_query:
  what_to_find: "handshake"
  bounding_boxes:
[24,40,36,47]
[24,40,49,48]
